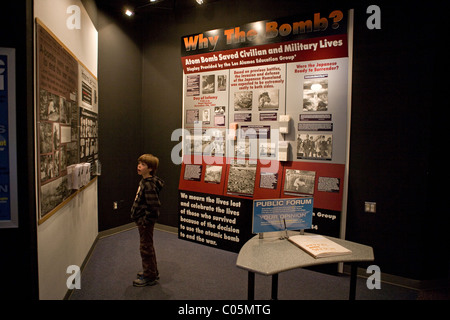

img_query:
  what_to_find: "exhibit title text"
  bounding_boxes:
[183,10,344,53]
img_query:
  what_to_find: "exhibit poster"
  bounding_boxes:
[0,47,18,228]
[35,20,99,222]
[179,10,352,251]
[252,197,313,233]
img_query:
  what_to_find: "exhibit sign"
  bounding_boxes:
[179,190,253,253]
[178,9,352,252]
[0,47,18,228]
[252,197,313,233]
[35,19,99,223]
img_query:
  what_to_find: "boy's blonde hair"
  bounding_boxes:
[138,154,159,173]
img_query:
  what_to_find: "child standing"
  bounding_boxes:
[131,154,164,287]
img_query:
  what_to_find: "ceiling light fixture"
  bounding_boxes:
[124,8,134,17]
[196,0,204,4]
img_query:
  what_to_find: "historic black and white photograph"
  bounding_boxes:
[227,161,257,196]
[202,74,215,94]
[296,133,332,160]
[204,165,223,184]
[257,89,279,111]
[284,169,316,195]
[234,91,253,111]
[303,77,328,111]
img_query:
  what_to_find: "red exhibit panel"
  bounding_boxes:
[179,155,227,196]
[280,161,345,212]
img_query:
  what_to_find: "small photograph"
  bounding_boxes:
[202,74,215,94]
[296,133,332,160]
[214,106,225,114]
[303,77,328,111]
[202,129,225,156]
[234,91,253,111]
[204,165,223,184]
[284,169,316,195]
[202,108,210,123]
[39,122,53,154]
[217,75,227,91]
[257,89,279,111]
[259,141,276,159]
[227,161,257,196]
[186,109,199,124]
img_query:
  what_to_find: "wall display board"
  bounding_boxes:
[0,48,18,228]
[252,197,313,234]
[179,9,352,252]
[35,20,99,223]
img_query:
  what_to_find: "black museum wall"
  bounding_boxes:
[95,0,446,282]
[0,0,38,300]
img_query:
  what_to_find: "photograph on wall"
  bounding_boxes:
[284,169,316,195]
[257,89,279,111]
[202,74,215,94]
[234,91,253,111]
[204,165,223,184]
[296,133,332,160]
[303,76,328,111]
[79,107,98,172]
[185,109,199,124]
[202,130,225,156]
[217,75,227,91]
[227,161,257,196]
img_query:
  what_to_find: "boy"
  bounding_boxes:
[131,154,164,287]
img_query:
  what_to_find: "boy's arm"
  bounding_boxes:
[143,181,161,210]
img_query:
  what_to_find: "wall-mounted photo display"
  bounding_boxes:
[179,9,352,250]
[35,20,99,223]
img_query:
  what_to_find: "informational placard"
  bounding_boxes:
[179,9,352,251]
[0,47,18,228]
[35,20,99,223]
[179,190,253,253]
[252,197,313,233]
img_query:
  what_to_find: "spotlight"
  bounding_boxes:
[196,0,204,4]
[124,9,134,17]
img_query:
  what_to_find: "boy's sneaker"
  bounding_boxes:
[133,277,157,287]
[137,271,160,280]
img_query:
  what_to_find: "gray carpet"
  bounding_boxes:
[69,226,419,300]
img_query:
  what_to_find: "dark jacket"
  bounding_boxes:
[131,175,164,224]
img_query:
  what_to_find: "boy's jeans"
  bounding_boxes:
[137,220,158,280]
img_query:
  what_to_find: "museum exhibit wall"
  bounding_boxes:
[134,0,445,282]
[34,0,98,300]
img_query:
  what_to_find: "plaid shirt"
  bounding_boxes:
[131,175,164,224]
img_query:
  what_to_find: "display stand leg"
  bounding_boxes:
[271,274,278,300]
[349,262,357,300]
[248,271,255,300]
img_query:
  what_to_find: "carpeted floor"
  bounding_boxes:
[69,226,421,300]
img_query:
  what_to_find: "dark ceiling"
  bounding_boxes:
[94,0,220,15]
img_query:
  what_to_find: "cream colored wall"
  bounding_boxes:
[34,0,98,300]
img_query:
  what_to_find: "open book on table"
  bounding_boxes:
[288,234,352,258]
